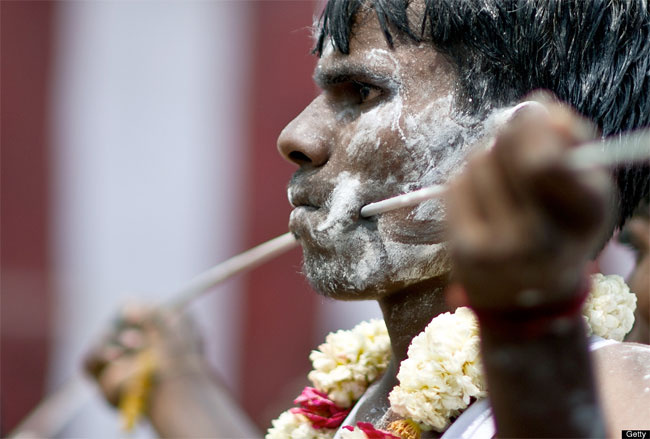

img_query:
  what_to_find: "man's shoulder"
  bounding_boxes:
[593,341,650,381]
[593,341,650,434]
[597,340,650,358]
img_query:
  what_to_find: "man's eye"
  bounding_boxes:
[323,81,384,108]
[353,81,382,104]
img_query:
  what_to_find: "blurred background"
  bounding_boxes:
[1,1,383,436]
[1,0,639,437]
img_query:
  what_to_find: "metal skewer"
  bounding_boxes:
[568,128,650,171]
[360,184,446,218]
[9,233,300,438]
[361,128,650,218]
[168,232,299,310]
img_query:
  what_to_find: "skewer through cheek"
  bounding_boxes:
[361,128,650,218]
[174,128,650,308]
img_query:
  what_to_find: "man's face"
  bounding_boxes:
[278,11,486,299]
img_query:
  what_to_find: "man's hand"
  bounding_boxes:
[84,304,260,438]
[443,101,615,437]
[445,99,615,311]
[84,303,205,409]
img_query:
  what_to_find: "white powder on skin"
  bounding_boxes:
[345,101,399,157]
[409,106,512,222]
[345,48,404,158]
[317,172,362,232]
[290,39,512,297]
[301,219,450,295]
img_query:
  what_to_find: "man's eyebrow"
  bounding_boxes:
[313,64,395,87]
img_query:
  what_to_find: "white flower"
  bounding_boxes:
[266,410,335,439]
[338,427,369,439]
[308,319,391,408]
[389,307,486,432]
[582,273,636,341]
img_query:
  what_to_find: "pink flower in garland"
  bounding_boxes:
[343,422,400,439]
[290,387,351,429]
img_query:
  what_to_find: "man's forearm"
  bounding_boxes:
[149,369,261,438]
[479,314,605,438]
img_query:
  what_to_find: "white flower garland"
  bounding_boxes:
[338,427,370,439]
[267,320,390,439]
[582,273,637,341]
[388,307,485,432]
[308,319,391,408]
[267,273,636,439]
[267,410,336,439]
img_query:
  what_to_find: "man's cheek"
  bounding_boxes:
[344,136,410,177]
[377,211,446,245]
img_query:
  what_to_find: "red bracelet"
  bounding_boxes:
[470,276,591,338]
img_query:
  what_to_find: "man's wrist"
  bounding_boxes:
[471,275,591,338]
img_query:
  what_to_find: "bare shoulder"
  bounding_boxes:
[592,342,650,435]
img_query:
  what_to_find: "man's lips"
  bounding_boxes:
[290,200,319,209]
[288,186,395,218]
[288,185,448,246]
[289,181,441,219]
[288,185,324,209]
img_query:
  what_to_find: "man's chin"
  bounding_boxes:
[296,223,452,300]
[305,275,385,300]
[301,255,449,301]
[302,259,372,300]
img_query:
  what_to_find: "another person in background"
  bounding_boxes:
[623,200,650,344]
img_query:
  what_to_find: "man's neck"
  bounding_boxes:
[378,276,450,365]
[349,277,451,429]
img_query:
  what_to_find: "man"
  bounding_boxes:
[87,0,650,437]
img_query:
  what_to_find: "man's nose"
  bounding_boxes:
[277,98,331,167]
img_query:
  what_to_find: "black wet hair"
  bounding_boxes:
[314,0,650,228]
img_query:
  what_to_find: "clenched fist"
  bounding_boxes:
[446,99,615,312]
